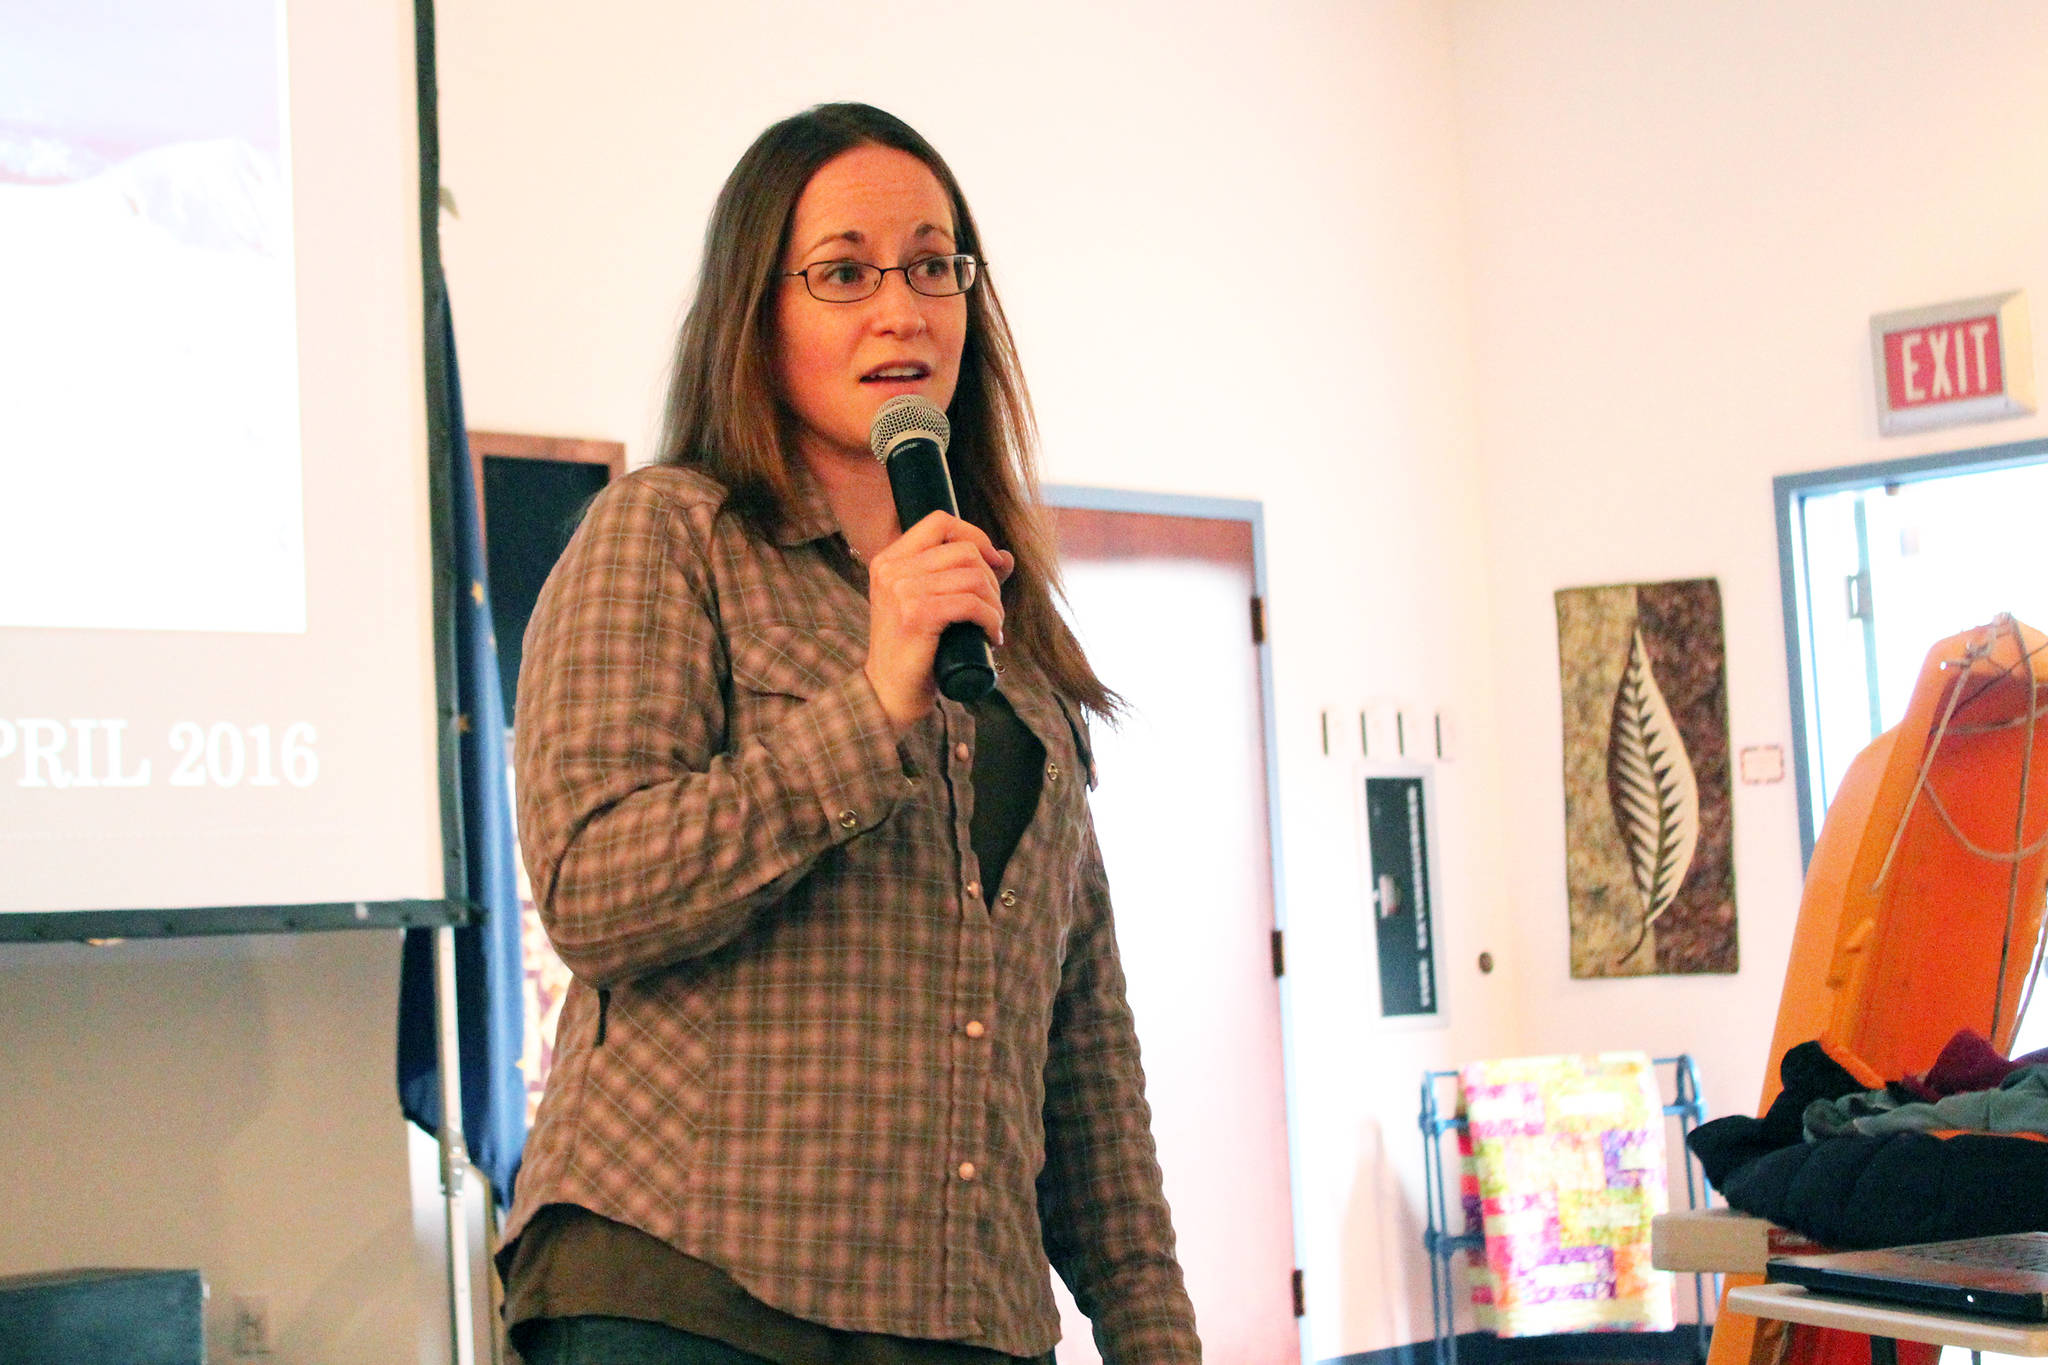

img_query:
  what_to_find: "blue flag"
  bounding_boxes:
[396,292,527,1208]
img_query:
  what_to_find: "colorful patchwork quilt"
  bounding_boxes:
[1458,1052,1675,1336]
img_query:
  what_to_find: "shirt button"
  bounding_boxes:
[958,1162,977,1181]
[964,1020,986,1038]
[1046,762,1061,783]
[836,809,859,829]
[999,889,1017,908]
[965,880,981,900]
[954,741,971,762]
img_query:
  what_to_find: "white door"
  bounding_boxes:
[1048,502,1301,1364]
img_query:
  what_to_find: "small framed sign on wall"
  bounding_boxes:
[1871,290,2035,435]
[1361,766,1441,1020]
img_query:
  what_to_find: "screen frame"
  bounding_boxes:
[0,0,469,943]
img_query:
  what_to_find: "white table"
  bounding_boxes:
[1727,1282,2048,1365]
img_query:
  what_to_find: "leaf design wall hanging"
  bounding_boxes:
[1607,625,1700,957]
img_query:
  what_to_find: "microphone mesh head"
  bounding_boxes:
[868,395,951,463]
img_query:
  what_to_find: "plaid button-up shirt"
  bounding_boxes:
[503,464,1200,1363]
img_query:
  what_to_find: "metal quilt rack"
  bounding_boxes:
[1419,1054,1714,1365]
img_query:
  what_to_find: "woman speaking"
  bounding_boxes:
[497,103,1201,1365]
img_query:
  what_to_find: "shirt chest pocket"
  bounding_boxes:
[725,626,862,735]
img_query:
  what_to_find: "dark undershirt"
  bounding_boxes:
[503,689,1047,1364]
[963,687,1043,895]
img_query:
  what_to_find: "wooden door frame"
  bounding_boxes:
[467,430,625,542]
[1043,484,1307,1357]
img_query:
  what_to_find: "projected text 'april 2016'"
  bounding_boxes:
[0,719,320,790]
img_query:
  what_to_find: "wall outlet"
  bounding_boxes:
[230,1295,272,1356]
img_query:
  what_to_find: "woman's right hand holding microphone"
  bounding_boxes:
[861,510,1012,737]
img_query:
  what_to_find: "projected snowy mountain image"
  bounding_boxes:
[0,1,304,633]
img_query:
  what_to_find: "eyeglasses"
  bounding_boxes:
[778,253,981,303]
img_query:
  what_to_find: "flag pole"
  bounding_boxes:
[414,0,481,1355]
[435,923,477,1365]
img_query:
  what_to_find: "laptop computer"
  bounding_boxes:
[1767,1233,2048,1322]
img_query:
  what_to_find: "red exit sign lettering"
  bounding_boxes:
[1883,315,2001,407]
[1871,291,2035,435]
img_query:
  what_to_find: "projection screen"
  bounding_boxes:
[0,0,455,936]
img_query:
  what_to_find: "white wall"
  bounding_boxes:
[1451,0,2048,1152]
[435,2,1512,1361]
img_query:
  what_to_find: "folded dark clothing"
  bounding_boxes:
[1714,1129,2048,1248]
[1802,1081,1925,1140]
[1688,1040,1866,1187]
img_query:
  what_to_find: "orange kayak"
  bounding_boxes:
[1767,614,2048,1097]
[1711,615,2048,1365]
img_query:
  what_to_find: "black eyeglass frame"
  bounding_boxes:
[776,253,983,303]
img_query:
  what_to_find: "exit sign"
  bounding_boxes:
[1872,290,2035,435]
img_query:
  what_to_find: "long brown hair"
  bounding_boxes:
[657,102,1117,720]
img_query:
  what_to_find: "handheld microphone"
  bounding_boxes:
[867,395,998,703]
